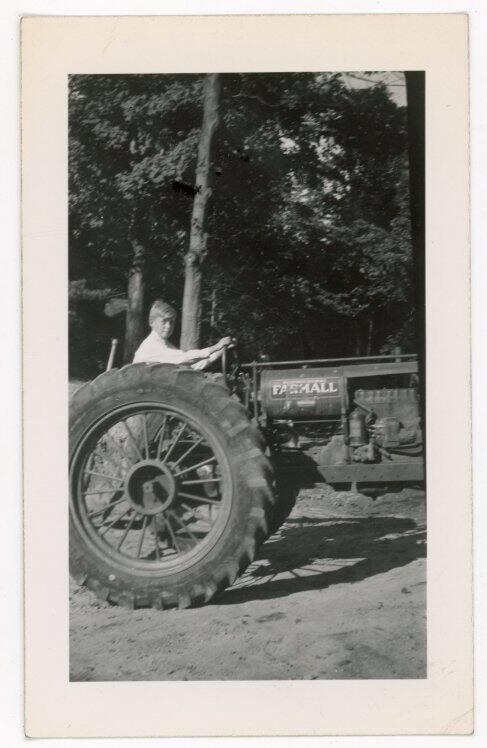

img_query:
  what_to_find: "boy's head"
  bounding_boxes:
[149,300,176,341]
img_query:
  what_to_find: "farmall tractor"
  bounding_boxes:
[69,345,424,609]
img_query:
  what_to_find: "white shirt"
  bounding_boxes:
[133,330,212,368]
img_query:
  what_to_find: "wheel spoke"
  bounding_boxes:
[95,440,125,477]
[104,431,132,471]
[122,419,144,462]
[136,515,148,558]
[84,469,125,485]
[82,453,96,491]
[73,404,230,568]
[168,510,199,545]
[181,502,197,518]
[116,511,138,551]
[99,506,132,537]
[181,477,222,486]
[141,413,150,459]
[174,455,217,478]
[83,488,120,496]
[86,495,127,519]
[178,491,221,506]
[171,436,205,468]
[165,513,183,553]
[156,415,169,459]
[162,423,186,464]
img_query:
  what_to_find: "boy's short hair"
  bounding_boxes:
[149,300,177,324]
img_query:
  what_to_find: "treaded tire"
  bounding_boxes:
[69,363,275,610]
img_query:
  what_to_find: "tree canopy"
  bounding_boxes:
[69,72,414,378]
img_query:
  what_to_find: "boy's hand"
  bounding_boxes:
[216,336,232,350]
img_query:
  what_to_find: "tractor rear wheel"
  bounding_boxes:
[69,363,274,609]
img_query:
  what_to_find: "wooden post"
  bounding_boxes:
[106,338,118,371]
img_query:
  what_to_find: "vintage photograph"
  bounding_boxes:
[68,71,426,682]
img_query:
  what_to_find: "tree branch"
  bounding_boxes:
[231,92,281,108]
[342,73,377,85]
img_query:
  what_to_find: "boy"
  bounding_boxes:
[133,299,231,370]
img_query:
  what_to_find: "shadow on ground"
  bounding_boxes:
[215,514,426,606]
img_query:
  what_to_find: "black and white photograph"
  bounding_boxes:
[68,69,427,682]
[20,12,473,737]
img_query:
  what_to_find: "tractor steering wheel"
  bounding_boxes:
[221,338,238,388]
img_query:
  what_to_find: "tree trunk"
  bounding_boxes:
[405,72,426,458]
[123,235,145,363]
[209,286,217,344]
[180,74,221,350]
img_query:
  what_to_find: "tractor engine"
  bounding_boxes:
[257,359,423,483]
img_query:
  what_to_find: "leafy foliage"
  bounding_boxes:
[69,72,414,376]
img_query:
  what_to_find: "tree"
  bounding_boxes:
[69,72,416,376]
[180,74,221,349]
[124,205,146,361]
[204,74,414,360]
[405,72,425,439]
[69,74,203,366]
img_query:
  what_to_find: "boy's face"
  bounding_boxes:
[151,313,175,341]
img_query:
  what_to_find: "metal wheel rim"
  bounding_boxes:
[70,402,233,575]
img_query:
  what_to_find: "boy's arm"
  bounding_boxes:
[180,337,231,364]
[191,349,222,371]
[179,346,213,364]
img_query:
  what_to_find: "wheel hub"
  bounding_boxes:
[125,460,176,515]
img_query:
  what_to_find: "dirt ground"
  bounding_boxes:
[70,484,426,681]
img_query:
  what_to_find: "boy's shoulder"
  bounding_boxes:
[134,330,159,356]
[136,333,180,354]
[137,331,155,348]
